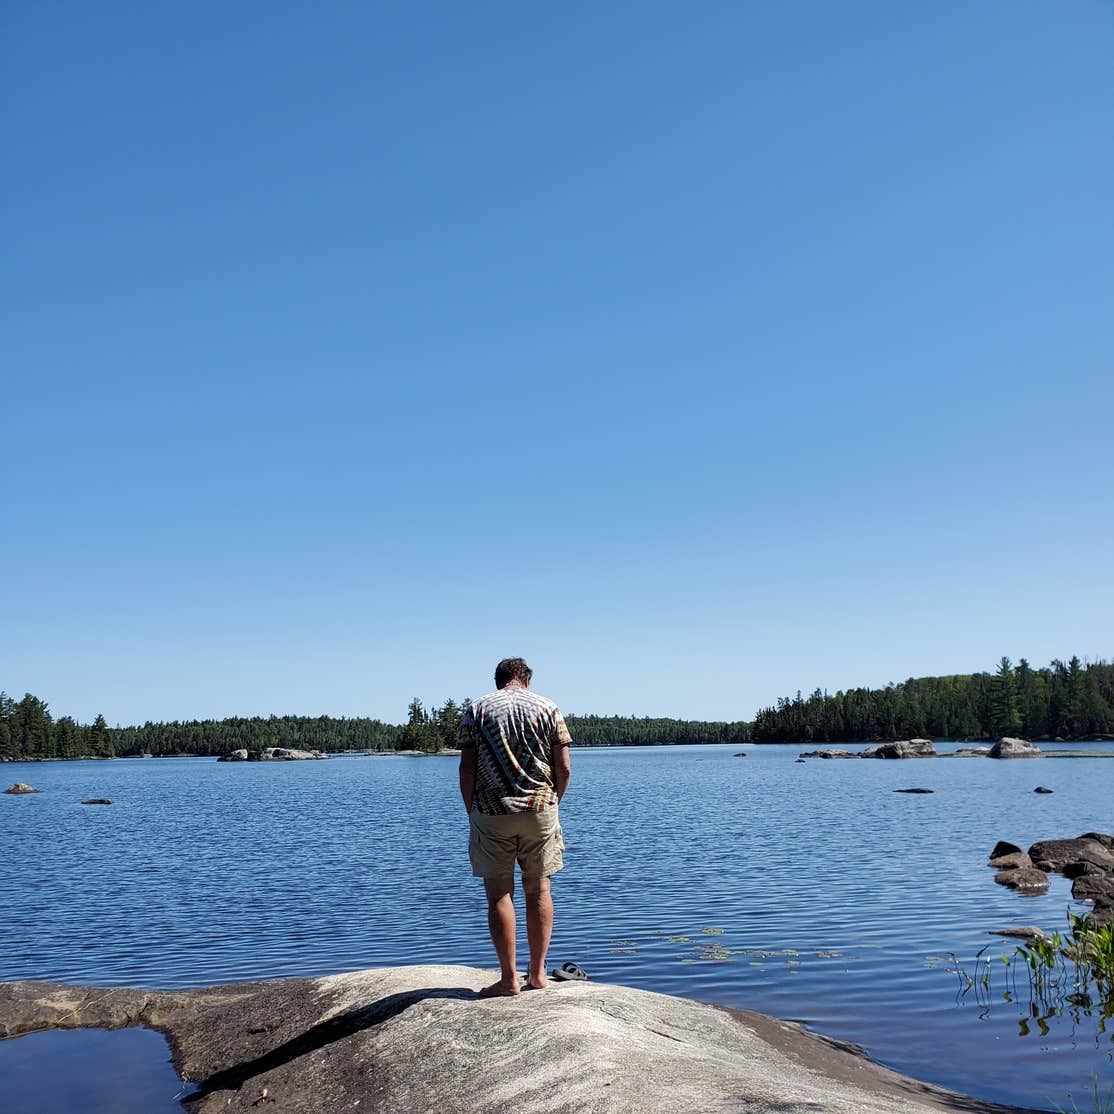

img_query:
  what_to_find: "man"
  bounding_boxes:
[458,657,572,997]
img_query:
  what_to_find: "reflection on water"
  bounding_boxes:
[1,742,1112,1109]
[0,1028,183,1114]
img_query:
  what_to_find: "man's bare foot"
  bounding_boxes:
[526,970,548,990]
[479,978,520,998]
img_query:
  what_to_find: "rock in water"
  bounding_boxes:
[989,840,1023,860]
[1028,837,1114,873]
[218,750,250,762]
[994,868,1050,891]
[1033,786,1053,794]
[894,788,934,793]
[988,851,1033,871]
[1072,875,1114,904]
[988,737,1042,759]
[81,799,112,805]
[798,749,857,759]
[260,747,327,761]
[861,739,937,759]
[988,926,1050,942]
[3,783,41,795]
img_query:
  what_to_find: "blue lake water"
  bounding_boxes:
[1,743,1112,1111]
[0,1026,183,1113]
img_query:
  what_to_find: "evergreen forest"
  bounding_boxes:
[751,657,1114,743]
[3,655,1110,761]
[0,692,752,760]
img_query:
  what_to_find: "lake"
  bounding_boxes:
[2,743,1112,1111]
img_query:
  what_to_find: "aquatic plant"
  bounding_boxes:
[1051,1072,1114,1114]
[942,912,1114,1045]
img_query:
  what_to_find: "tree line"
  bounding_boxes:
[751,656,1114,744]
[0,692,752,760]
[7,655,1107,761]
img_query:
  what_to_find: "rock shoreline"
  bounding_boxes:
[0,966,1043,1114]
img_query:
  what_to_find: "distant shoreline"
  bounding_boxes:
[5,735,1114,764]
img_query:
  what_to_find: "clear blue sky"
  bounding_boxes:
[4,2,1112,725]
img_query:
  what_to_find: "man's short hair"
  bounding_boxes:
[495,657,533,688]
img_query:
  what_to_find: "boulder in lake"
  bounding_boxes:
[988,737,1041,759]
[951,747,991,757]
[218,750,250,762]
[1033,786,1053,794]
[989,840,1023,860]
[1072,875,1114,904]
[798,748,857,759]
[1080,832,1114,850]
[733,752,747,757]
[994,867,1050,892]
[1028,837,1114,873]
[894,788,934,794]
[3,783,41,795]
[260,747,327,761]
[861,739,937,759]
[1063,859,1108,879]
[988,851,1032,871]
[1090,902,1114,927]
[81,798,112,805]
[988,926,1050,942]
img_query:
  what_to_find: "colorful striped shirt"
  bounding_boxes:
[458,686,572,814]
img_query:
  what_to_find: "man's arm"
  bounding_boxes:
[459,746,477,813]
[457,703,477,813]
[553,742,571,802]
[552,707,572,803]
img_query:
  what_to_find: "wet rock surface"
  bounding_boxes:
[988,852,1032,872]
[994,868,1050,892]
[0,967,1043,1114]
[1028,838,1114,873]
[3,783,41,794]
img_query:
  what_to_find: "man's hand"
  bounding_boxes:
[459,747,477,813]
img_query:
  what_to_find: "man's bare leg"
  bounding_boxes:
[480,877,520,997]
[523,875,553,989]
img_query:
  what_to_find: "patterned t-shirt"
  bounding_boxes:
[458,686,572,814]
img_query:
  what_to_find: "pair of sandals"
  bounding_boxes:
[549,961,588,983]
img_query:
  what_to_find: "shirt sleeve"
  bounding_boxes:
[457,703,478,750]
[551,706,572,748]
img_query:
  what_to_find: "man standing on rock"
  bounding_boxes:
[458,657,572,997]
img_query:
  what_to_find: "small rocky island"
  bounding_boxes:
[799,737,1043,760]
[217,747,329,762]
[0,966,1042,1114]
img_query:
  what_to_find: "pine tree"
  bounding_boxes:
[91,714,115,758]
[989,658,1022,738]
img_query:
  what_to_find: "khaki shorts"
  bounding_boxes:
[469,807,565,879]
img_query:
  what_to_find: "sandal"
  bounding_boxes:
[550,961,589,982]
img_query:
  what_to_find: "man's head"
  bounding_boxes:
[495,657,533,689]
